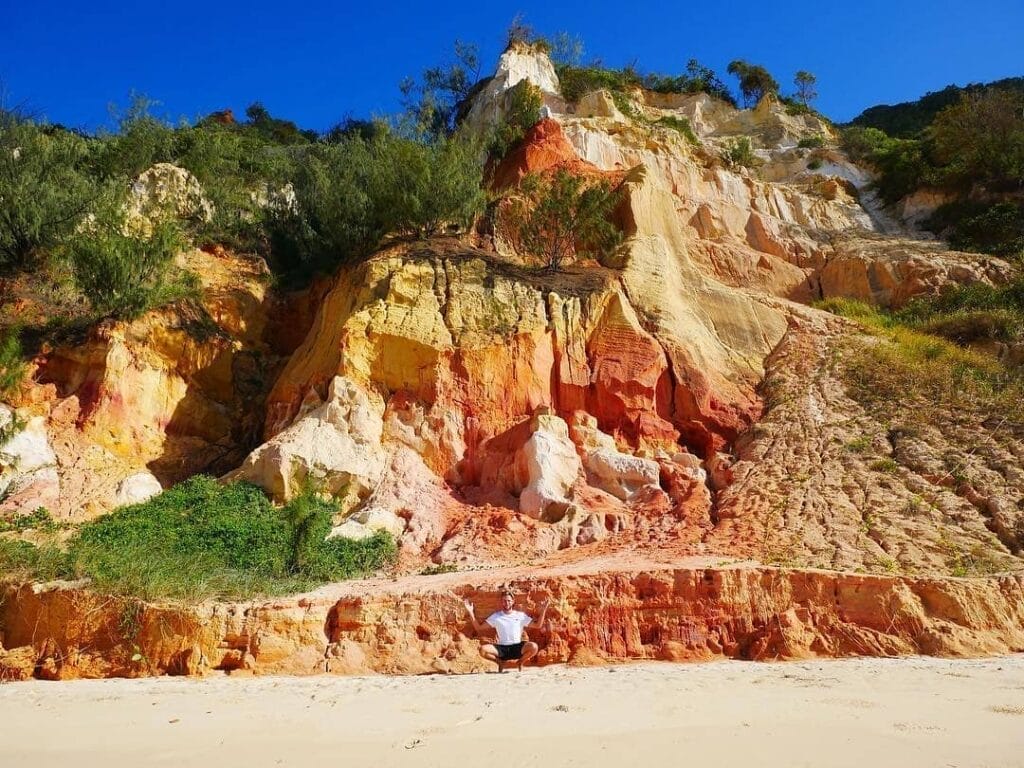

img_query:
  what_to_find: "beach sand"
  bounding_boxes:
[3,656,1024,767]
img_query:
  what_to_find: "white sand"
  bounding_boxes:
[3,656,1024,767]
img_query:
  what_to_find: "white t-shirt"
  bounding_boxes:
[486,610,532,645]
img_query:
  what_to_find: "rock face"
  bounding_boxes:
[127,163,215,231]
[3,565,1022,679]
[6,248,290,520]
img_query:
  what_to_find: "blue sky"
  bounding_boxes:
[2,0,1021,132]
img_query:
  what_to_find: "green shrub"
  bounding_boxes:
[658,116,698,145]
[61,476,397,600]
[722,137,757,168]
[798,135,825,149]
[927,201,1024,259]
[489,81,543,159]
[0,117,97,270]
[0,538,72,581]
[65,200,190,319]
[817,296,1024,423]
[0,507,63,534]
[504,169,623,270]
[727,60,779,107]
[0,328,26,399]
[273,132,484,280]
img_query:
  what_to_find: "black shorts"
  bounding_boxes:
[495,642,525,661]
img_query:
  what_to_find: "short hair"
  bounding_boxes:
[500,589,514,598]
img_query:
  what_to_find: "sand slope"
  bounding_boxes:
[3,656,1023,767]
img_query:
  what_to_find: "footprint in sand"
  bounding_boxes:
[989,705,1024,715]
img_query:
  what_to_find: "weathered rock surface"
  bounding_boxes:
[3,564,1022,679]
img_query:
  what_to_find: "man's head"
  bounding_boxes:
[500,590,515,612]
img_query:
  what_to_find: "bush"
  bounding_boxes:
[489,81,543,159]
[504,169,623,270]
[840,127,931,204]
[727,60,779,107]
[817,296,1024,424]
[0,328,26,399]
[658,116,698,145]
[929,90,1024,191]
[798,135,826,149]
[65,199,190,319]
[61,476,397,600]
[0,117,97,271]
[722,137,757,168]
[273,132,484,279]
[928,201,1024,259]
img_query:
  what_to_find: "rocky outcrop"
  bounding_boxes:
[3,565,1022,679]
[8,248,283,520]
[127,163,214,232]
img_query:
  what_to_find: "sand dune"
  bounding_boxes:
[3,656,1024,767]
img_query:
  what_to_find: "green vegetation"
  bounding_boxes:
[556,58,734,106]
[794,71,818,107]
[722,137,757,169]
[817,294,1024,425]
[928,201,1024,260]
[65,203,192,319]
[848,76,1024,139]
[504,169,623,270]
[271,131,484,280]
[841,84,1024,257]
[797,135,826,149]
[488,81,543,159]
[727,60,779,107]
[0,507,63,534]
[0,113,97,271]
[657,115,698,145]
[0,476,397,600]
[0,328,26,399]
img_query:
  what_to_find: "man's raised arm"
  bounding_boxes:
[534,599,551,631]
[462,599,491,636]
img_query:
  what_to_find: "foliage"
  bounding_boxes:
[817,296,1024,424]
[0,328,26,399]
[726,60,779,107]
[848,76,1024,139]
[242,102,318,145]
[401,39,481,137]
[797,135,826,149]
[488,81,543,159]
[658,116,698,145]
[0,507,63,534]
[794,71,818,106]
[722,137,757,169]
[556,59,733,106]
[504,169,623,270]
[839,126,931,204]
[550,32,585,67]
[930,90,1024,191]
[927,201,1024,259]
[273,132,484,279]
[895,276,1024,345]
[0,115,97,271]
[0,538,72,582]
[54,476,397,600]
[65,197,190,319]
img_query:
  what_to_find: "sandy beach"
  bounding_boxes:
[3,656,1023,767]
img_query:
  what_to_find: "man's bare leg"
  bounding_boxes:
[517,641,539,671]
[479,643,504,672]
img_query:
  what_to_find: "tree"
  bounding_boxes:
[505,170,623,270]
[930,90,1024,190]
[0,115,96,271]
[685,59,734,105]
[66,194,188,318]
[551,32,585,67]
[401,40,481,137]
[794,71,818,107]
[726,60,780,108]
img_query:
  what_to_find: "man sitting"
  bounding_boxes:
[463,590,549,672]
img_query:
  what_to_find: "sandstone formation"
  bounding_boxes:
[2,44,1022,680]
[2,564,1023,680]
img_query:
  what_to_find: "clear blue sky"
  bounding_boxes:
[2,0,1022,132]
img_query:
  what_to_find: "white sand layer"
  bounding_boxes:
[2,656,1024,767]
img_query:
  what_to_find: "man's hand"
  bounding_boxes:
[463,598,475,616]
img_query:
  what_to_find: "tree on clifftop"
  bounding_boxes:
[727,60,780,108]
[794,71,818,107]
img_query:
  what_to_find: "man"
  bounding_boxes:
[463,590,549,672]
